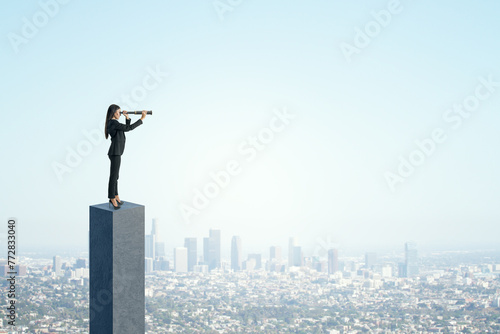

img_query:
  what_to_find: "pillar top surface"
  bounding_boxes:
[90,201,144,212]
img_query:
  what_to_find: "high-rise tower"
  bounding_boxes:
[231,236,242,271]
[405,242,418,277]
[328,248,338,274]
[288,237,298,267]
[184,237,197,272]
[204,229,221,270]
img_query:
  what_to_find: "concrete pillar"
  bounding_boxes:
[89,202,145,333]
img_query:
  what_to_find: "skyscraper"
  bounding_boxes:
[210,229,221,269]
[174,247,188,273]
[398,262,407,278]
[151,218,159,237]
[203,237,210,265]
[231,236,242,271]
[292,246,303,267]
[204,229,221,271]
[328,249,338,274]
[184,237,197,272]
[145,257,153,273]
[151,218,165,259]
[405,242,419,277]
[145,234,156,259]
[53,255,61,275]
[270,246,282,261]
[153,257,170,271]
[365,252,377,269]
[288,237,298,267]
[155,241,166,258]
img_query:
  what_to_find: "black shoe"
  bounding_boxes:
[116,199,124,206]
[109,199,120,210]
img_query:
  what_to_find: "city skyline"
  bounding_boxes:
[145,222,423,276]
[3,248,500,332]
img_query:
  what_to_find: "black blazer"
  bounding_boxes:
[107,118,143,156]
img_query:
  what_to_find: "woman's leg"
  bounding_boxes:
[108,155,121,199]
[114,155,121,197]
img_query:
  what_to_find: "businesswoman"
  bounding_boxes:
[105,104,147,209]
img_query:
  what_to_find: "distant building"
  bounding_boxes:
[147,218,163,259]
[381,265,393,277]
[243,258,256,271]
[270,246,282,261]
[315,261,327,273]
[145,234,156,260]
[151,218,159,237]
[398,262,407,278]
[74,267,89,278]
[184,237,197,272]
[69,278,84,286]
[53,256,62,275]
[269,263,286,272]
[345,261,357,272]
[231,236,242,271]
[210,229,221,269]
[174,247,188,273]
[405,242,419,277]
[204,229,221,270]
[193,264,209,273]
[155,241,166,258]
[304,256,314,269]
[365,252,377,269]
[75,258,86,269]
[0,265,9,276]
[154,257,170,271]
[0,264,26,276]
[145,257,153,273]
[203,237,210,265]
[288,237,298,267]
[328,249,339,274]
[248,254,262,269]
[292,246,303,267]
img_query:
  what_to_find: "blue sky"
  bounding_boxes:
[1,0,499,258]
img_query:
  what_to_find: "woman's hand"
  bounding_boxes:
[141,110,147,121]
[123,110,130,120]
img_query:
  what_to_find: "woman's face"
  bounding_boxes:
[114,109,121,119]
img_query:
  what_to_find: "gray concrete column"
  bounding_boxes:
[89,202,145,333]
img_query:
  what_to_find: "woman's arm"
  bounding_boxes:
[108,119,143,132]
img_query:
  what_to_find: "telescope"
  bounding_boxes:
[120,110,153,115]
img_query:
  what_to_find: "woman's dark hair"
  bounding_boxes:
[105,104,120,139]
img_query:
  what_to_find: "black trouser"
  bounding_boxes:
[108,155,121,199]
